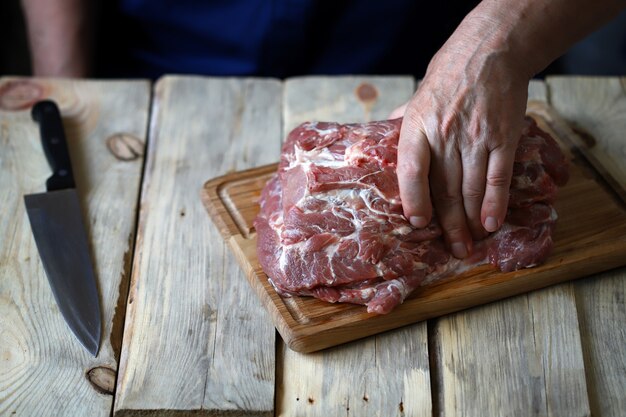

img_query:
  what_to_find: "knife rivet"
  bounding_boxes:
[50,137,59,145]
[58,169,68,176]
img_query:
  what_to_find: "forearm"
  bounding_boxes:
[21,0,92,77]
[442,0,626,79]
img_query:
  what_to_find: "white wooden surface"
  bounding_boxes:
[278,76,433,417]
[3,75,625,417]
[0,78,149,416]
[548,76,626,417]
[114,76,281,416]
[283,76,408,132]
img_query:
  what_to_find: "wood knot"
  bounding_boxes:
[106,133,144,161]
[355,82,378,103]
[202,304,217,322]
[0,80,45,111]
[86,366,116,395]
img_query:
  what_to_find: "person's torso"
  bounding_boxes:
[97,0,477,78]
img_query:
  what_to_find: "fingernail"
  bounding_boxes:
[409,216,428,228]
[485,216,499,232]
[451,242,468,259]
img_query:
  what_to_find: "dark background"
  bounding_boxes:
[2,0,626,78]
[1,0,31,75]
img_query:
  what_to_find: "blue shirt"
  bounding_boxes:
[98,0,476,78]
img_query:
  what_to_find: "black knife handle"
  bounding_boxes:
[31,100,76,191]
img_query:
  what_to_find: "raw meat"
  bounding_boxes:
[254,117,569,314]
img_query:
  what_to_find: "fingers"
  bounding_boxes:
[481,145,516,232]
[430,147,472,259]
[461,148,489,240]
[397,120,432,229]
[396,96,520,260]
[388,103,408,120]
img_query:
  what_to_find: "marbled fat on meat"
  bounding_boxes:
[254,117,569,314]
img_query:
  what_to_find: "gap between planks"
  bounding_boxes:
[109,82,155,414]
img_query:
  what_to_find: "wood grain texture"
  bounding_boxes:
[547,76,626,417]
[280,75,430,416]
[430,81,591,417]
[114,76,281,416]
[525,84,590,417]
[283,75,412,132]
[546,77,626,195]
[0,77,149,416]
[433,284,591,417]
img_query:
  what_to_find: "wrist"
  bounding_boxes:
[448,0,626,79]
[425,18,532,92]
[441,7,539,81]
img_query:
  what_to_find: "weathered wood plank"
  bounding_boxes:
[528,79,548,100]
[529,80,590,417]
[432,80,590,417]
[434,288,590,417]
[114,76,281,416]
[574,269,626,417]
[0,77,149,416]
[283,75,412,131]
[527,285,590,416]
[546,77,626,191]
[548,75,626,417]
[277,75,432,416]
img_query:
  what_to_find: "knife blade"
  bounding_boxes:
[24,100,101,356]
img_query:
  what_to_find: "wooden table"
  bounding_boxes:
[1,75,625,417]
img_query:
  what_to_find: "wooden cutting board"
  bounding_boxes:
[201,102,626,353]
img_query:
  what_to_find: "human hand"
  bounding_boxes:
[390,28,530,259]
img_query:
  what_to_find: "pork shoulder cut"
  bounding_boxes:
[254,117,569,314]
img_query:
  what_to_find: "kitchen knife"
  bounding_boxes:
[24,100,101,356]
